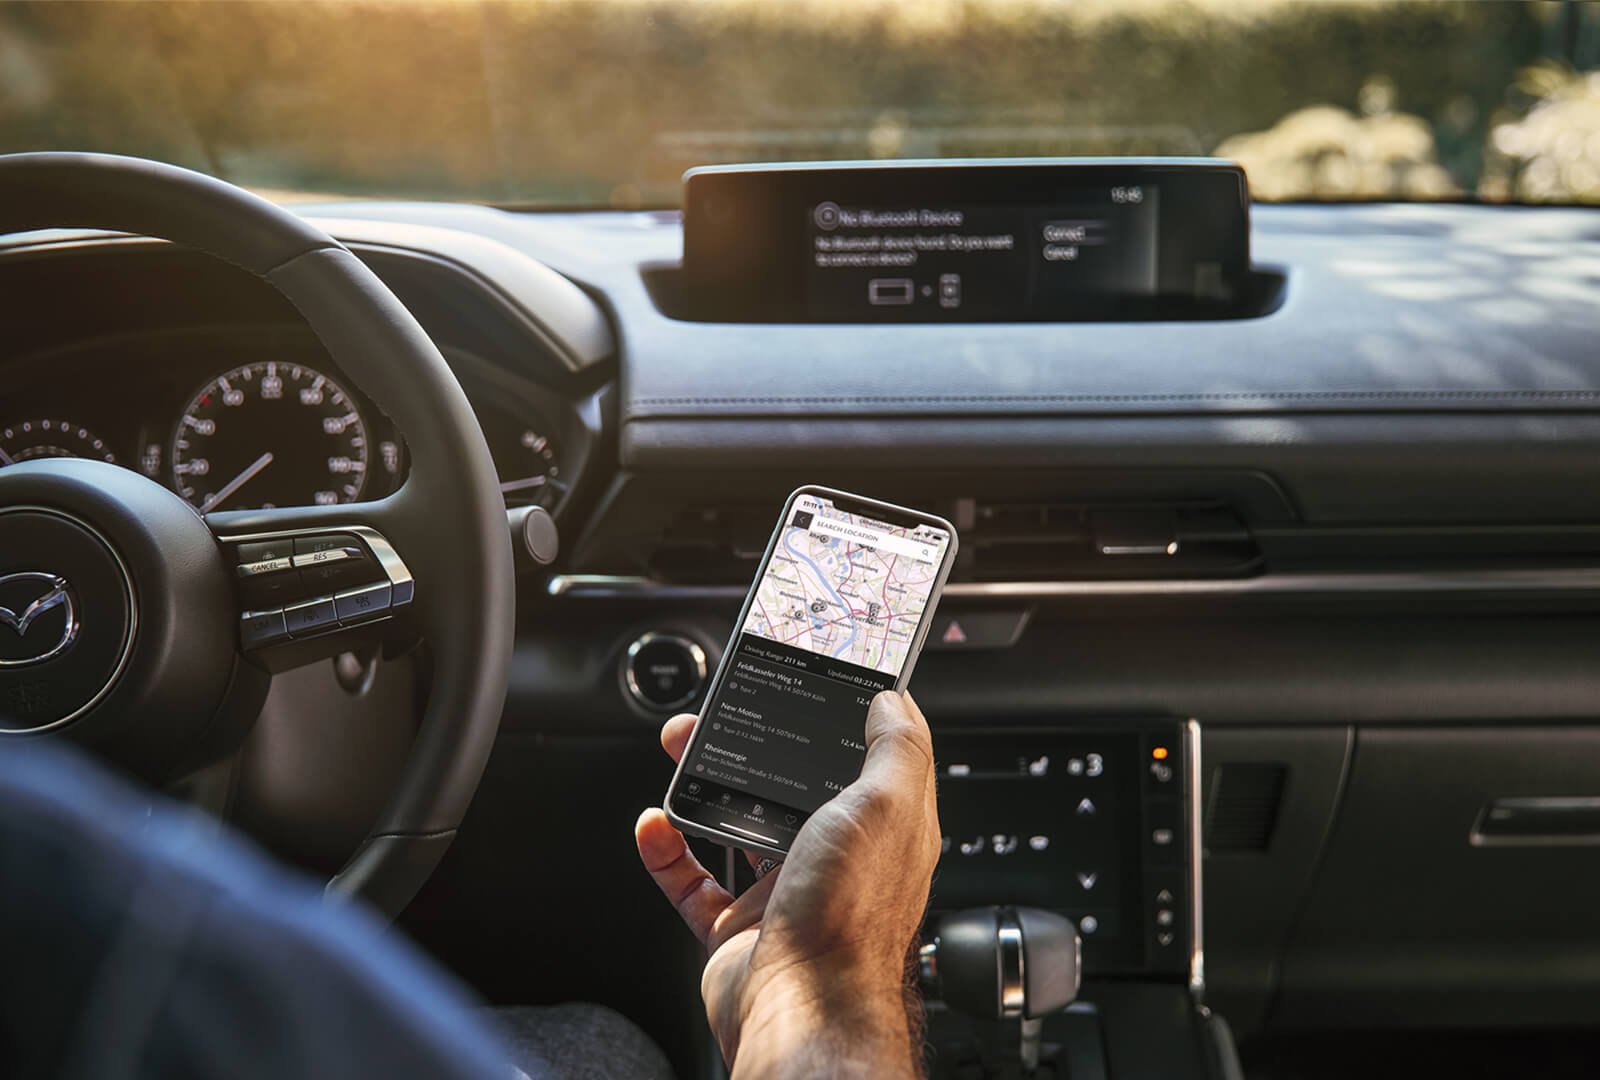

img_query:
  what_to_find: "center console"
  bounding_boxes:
[930,720,1201,986]
[921,718,1234,1079]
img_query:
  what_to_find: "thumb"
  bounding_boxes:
[855,690,934,795]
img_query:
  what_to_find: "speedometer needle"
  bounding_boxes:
[202,451,274,513]
[499,475,548,495]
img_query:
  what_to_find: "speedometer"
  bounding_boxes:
[171,361,369,512]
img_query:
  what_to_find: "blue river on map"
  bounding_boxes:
[782,526,857,658]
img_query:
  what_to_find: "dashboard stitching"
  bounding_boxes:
[632,390,1600,405]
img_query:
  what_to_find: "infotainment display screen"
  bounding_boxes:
[681,159,1250,322]
[806,190,1161,317]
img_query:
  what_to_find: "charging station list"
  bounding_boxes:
[672,634,894,848]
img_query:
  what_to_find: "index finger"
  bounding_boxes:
[635,807,734,947]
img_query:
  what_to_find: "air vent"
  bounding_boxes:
[966,499,1260,581]
[648,504,775,584]
[1205,763,1287,852]
[645,498,1260,585]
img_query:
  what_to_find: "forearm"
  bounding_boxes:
[729,978,921,1080]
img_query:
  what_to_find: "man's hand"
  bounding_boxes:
[635,690,940,1080]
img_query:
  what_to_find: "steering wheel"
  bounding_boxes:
[0,153,515,917]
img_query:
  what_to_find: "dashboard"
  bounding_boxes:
[4,187,1600,1079]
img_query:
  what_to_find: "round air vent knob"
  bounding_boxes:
[623,632,707,711]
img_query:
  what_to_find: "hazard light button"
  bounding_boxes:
[925,609,1031,650]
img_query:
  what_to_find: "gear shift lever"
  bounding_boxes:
[919,906,1081,1071]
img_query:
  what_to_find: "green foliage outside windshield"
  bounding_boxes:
[0,0,1595,205]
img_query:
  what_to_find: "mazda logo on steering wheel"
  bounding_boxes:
[0,572,78,667]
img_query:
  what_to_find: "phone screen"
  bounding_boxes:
[669,490,954,852]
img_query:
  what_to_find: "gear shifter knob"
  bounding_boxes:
[921,905,1081,1020]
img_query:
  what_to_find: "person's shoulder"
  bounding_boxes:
[0,743,515,1080]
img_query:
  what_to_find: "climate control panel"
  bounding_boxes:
[928,718,1200,987]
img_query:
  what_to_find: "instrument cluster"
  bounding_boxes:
[0,327,577,517]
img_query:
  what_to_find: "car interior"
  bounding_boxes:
[2,1,1600,1078]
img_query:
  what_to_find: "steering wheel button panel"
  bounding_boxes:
[335,581,391,624]
[283,596,339,637]
[223,526,414,651]
[240,609,289,649]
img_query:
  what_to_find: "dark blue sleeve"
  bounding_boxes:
[0,742,552,1080]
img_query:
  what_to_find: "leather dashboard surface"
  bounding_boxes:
[302,201,1600,418]
[618,204,1600,418]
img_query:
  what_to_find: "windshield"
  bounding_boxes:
[1,0,1597,207]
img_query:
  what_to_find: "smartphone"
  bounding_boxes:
[664,485,958,859]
